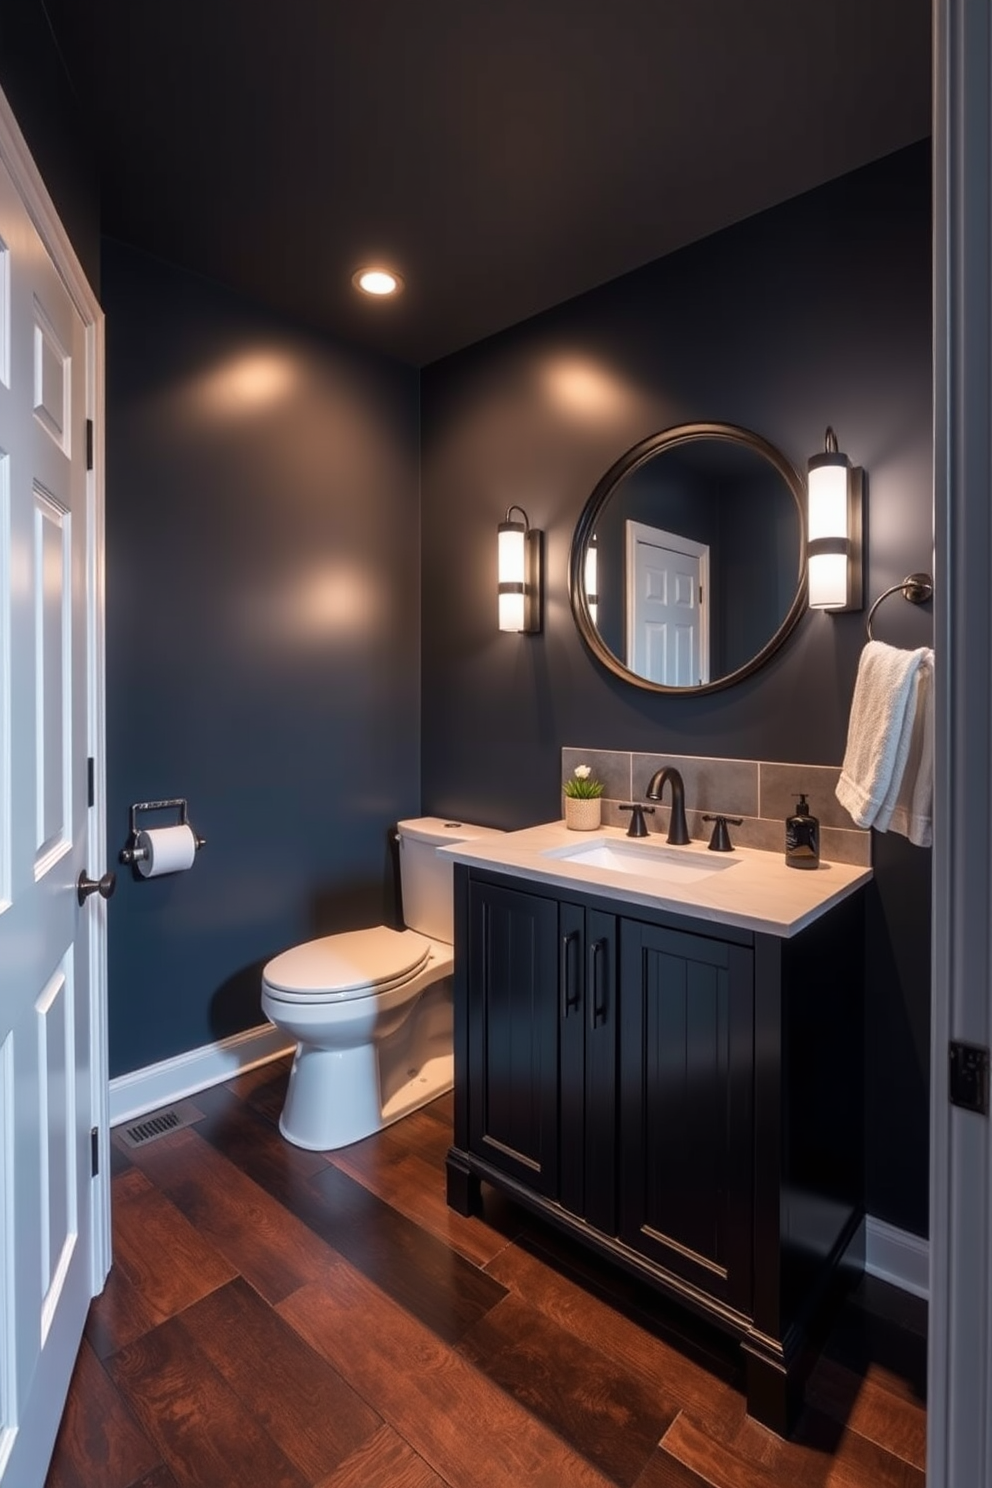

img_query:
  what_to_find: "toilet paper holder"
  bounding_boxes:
[120,798,206,866]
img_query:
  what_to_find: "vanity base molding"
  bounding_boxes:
[446,1144,863,1436]
[447,864,866,1437]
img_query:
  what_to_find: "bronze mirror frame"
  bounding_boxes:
[567,421,809,696]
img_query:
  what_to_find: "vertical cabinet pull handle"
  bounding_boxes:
[589,939,608,1028]
[561,931,581,1017]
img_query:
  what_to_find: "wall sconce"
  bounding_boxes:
[806,426,864,611]
[497,505,542,633]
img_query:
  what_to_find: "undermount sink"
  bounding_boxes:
[543,837,739,885]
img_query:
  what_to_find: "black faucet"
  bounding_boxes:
[644,767,691,844]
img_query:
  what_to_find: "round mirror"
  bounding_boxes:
[568,422,807,694]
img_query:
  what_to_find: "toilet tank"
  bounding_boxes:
[397,817,504,944]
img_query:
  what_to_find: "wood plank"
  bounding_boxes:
[119,1124,339,1303]
[44,1339,161,1488]
[330,1104,456,1173]
[194,1095,507,1344]
[483,1239,746,1431]
[805,1355,926,1471]
[278,1268,617,1488]
[632,1452,712,1488]
[85,1170,236,1358]
[661,1407,926,1488]
[226,1059,296,1124]
[821,1296,928,1407]
[316,1425,450,1488]
[304,1160,508,1342]
[191,1078,330,1179]
[106,1318,309,1488]
[421,1089,454,1126]
[84,1262,165,1362]
[179,1277,382,1482]
[119,1468,181,1488]
[111,1166,153,1203]
[109,1139,134,1177]
[223,1055,292,1102]
[104,1180,237,1318]
[458,1290,678,1486]
[331,1145,515,1267]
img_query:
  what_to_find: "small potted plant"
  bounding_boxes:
[563,763,604,831]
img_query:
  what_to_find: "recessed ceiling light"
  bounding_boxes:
[352,267,404,297]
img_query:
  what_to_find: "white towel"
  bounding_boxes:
[836,641,932,830]
[874,650,934,846]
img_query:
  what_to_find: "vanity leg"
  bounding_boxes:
[741,1336,802,1437]
[446,1149,482,1216]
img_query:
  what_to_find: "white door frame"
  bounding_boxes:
[929,1,992,1484]
[0,87,109,1293]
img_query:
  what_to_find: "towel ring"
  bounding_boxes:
[865,572,934,642]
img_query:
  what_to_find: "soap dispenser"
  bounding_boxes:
[785,794,819,869]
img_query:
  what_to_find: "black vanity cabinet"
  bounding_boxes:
[447,864,866,1436]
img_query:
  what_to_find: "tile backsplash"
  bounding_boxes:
[562,748,870,867]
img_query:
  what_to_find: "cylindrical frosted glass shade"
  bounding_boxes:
[498,591,526,631]
[807,462,849,542]
[807,453,850,609]
[808,552,849,609]
[498,521,526,631]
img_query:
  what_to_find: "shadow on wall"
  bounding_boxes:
[207,826,406,1039]
[310,826,404,935]
[209,959,271,1042]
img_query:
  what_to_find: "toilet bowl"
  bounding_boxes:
[261,817,500,1150]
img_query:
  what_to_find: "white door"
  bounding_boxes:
[0,107,109,1487]
[626,520,710,686]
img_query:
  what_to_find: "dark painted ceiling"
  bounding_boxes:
[47,0,931,367]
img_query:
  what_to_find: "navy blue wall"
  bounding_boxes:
[103,241,421,1077]
[0,0,100,290]
[420,143,933,1237]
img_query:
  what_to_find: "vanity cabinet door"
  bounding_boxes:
[619,919,754,1312]
[559,904,617,1236]
[466,878,560,1196]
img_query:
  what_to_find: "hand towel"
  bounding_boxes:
[874,649,934,846]
[835,641,932,829]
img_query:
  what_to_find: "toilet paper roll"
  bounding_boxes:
[135,824,197,878]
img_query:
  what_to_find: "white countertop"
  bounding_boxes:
[441,820,872,938]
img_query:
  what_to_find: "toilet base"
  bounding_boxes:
[279,1041,453,1150]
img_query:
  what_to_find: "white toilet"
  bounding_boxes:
[261,817,500,1151]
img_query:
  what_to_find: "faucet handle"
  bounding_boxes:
[620,803,655,838]
[701,814,743,852]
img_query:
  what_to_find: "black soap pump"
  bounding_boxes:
[785,793,820,869]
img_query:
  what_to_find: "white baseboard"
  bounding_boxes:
[865,1214,929,1300]
[109,1022,295,1127]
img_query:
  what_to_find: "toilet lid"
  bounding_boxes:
[262,926,432,1000]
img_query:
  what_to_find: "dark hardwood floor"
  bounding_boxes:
[46,1060,927,1488]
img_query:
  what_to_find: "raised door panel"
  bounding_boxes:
[619,920,753,1312]
[466,879,559,1195]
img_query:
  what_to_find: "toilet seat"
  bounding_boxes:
[262,926,435,1005]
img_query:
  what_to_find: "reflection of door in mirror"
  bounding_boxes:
[625,521,710,686]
